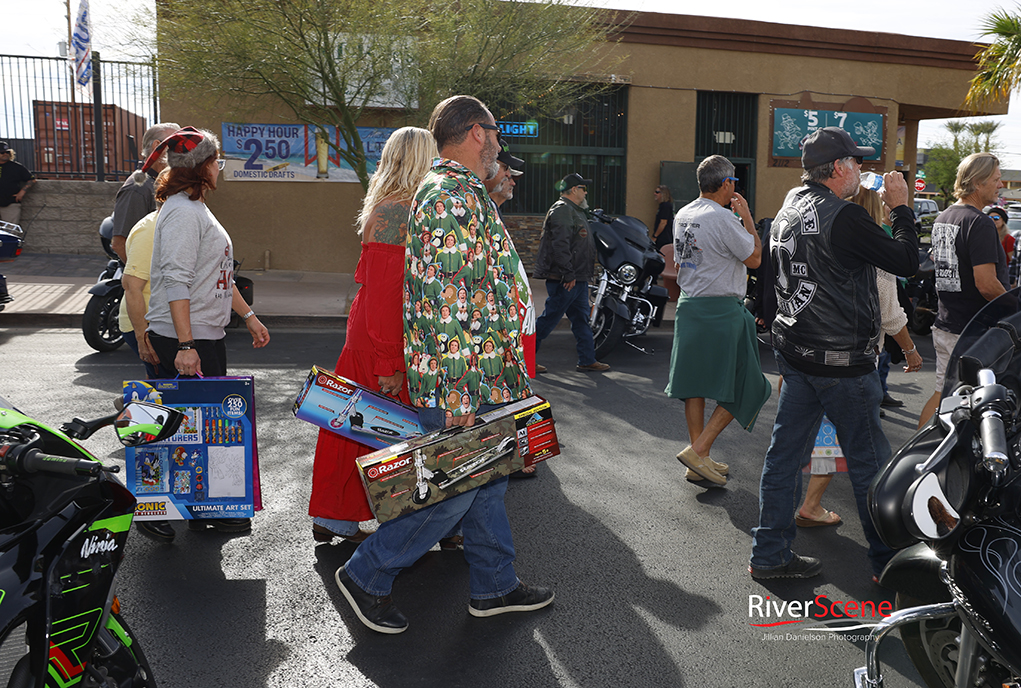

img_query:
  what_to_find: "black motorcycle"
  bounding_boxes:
[0,395,184,687]
[854,289,1021,687]
[905,246,937,336]
[82,216,125,352]
[587,209,669,357]
[83,216,255,353]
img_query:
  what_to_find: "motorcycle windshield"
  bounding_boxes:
[941,287,1021,398]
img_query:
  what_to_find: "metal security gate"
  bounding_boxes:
[497,86,627,216]
[0,53,159,181]
[695,91,758,214]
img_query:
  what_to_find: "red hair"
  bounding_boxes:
[154,155,216,202]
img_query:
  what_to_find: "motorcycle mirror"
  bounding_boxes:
[904,472,962,540]
[114,401,185,447]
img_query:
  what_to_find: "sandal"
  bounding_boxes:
[795,509,842,528]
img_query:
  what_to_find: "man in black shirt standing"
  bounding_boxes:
[0,142,36,225]
[749,127,918,580]
[918,152,1007,427]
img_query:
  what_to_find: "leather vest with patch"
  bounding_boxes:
[769,182,879,368]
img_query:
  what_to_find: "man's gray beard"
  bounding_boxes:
[579,198,589,210]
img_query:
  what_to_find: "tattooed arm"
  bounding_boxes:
[364,197,412,245]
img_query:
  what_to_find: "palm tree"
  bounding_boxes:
[945,120,967,152]
[967,9,1021,109]
[970,120,1004,151]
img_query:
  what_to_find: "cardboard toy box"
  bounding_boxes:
[357,396,560,522]
[123,376,259,521]
[293,366,421,450]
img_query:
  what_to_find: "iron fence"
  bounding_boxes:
[0,53,158,181]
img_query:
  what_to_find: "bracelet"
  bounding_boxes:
[178,340,196,351]
[903,346,917,356]
[242,309,255,321]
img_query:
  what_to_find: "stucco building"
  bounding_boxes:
[162,12,1006,273]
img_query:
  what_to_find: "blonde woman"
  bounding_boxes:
[309,127,438,543]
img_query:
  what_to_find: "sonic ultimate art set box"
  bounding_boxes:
[356,395,560,522]
[123,377,259,521]
[292,366,421,450]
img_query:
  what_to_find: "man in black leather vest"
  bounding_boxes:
[749,127,918,580]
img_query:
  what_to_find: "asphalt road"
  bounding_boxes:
[0,325,936,688]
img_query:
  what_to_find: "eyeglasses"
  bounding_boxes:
[466,122,500,133]
[216,158,226,171]
[724,176,738,184]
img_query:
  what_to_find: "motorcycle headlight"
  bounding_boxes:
[617,263,639,285]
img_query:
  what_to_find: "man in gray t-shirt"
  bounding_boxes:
[674,196,755,298]
[667,155,765,487]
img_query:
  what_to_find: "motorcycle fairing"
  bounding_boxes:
[39,491,133,687]
[950,518,1021,676]
[877,543,951,603]
[868,424,953,550]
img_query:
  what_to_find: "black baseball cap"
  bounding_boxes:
[0,142,10,154]
[801,127,875,169]
[497,137,524,170]
[561,173,592,190]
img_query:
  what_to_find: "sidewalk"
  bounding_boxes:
[0,252,676,329]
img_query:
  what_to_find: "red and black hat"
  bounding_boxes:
[142,126,219,173]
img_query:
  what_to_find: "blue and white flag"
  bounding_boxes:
[72,0,92,88]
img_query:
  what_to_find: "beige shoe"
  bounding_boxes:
[676,446,727,485]
[684,457,729,482]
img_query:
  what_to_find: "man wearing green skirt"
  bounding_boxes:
[666,155,770,486]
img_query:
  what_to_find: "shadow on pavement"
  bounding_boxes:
[120,530,289,688]
[312,468,721,688]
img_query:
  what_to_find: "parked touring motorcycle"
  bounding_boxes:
[854,288,1021,687]
[0,394,184,687]
[587,209,670,357]
[83,216,255,353]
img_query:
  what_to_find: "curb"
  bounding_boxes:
[1,313,347,330]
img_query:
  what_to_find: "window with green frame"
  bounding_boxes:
[495,86,627,215]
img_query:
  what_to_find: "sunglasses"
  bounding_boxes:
[853,156,864,165]
[216,158,226,171]
[724,176,738,184]
[466,122,501,133]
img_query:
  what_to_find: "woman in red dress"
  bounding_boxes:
[309,127,438,542]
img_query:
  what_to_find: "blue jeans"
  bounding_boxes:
[535,280,597,366]
[344,406,519,600]
[750,351,895,577]
[877,350,891,395]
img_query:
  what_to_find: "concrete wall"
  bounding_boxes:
[18,180,119,255]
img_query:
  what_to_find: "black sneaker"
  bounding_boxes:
[136,520,175,542]
[880,394,904,408]
[468,582,555,618]
[335,566,409,634]
[749,553,822,580]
